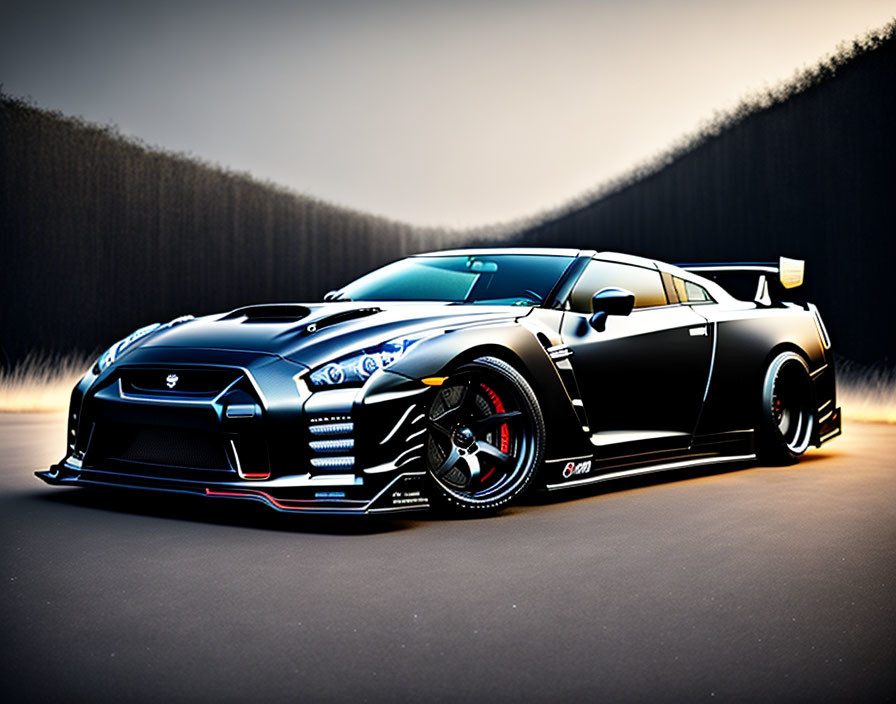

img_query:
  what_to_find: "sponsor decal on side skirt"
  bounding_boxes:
[562,460,592,479]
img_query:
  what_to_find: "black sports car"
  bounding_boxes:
[38,249,841,514]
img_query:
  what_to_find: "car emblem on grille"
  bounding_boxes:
[166,373,179,389]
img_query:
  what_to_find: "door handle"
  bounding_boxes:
[688,326,708,336]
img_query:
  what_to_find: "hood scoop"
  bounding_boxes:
[223,304,312,323]
[305,307,381,334]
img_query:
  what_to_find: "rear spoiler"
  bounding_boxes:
[677,257,805,305]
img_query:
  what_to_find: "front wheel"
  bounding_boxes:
[759,351,815,463]
[425,356,545,514]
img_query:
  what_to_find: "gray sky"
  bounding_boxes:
[2,0,893,227]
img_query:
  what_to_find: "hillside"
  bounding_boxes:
[0,98,460,364]
[503,23,896,367]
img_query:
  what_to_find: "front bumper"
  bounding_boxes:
[40,349,434,514]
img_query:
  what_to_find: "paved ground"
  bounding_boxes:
[1,413,893,703]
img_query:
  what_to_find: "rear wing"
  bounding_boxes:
[677,256,805,305]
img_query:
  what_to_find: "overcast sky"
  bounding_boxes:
[2,0,893,227]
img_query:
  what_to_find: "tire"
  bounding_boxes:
[759,351,816,464]
[424,356,545,514]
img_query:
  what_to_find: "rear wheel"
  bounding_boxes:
[425,356,544,513]
[759,351,815,463]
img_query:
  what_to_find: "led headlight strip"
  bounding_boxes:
[308,336,426,388]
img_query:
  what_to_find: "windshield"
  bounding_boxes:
[333,254,576,305]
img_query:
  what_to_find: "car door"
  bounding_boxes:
[560,259,713,457]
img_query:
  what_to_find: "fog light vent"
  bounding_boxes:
[309,438,354,453]
[310,456,355,469]
[309,422,354,436]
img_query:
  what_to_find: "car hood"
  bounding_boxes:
[134,302,529,370]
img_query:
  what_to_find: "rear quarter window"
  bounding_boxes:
[673,276,713,304]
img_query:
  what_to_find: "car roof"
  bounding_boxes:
[413,248,658,267]
[414,247,587,258]
[594,251,660,268]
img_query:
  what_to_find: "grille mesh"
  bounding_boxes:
[88,425,231,471]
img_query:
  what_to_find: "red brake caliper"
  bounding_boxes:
[479,383,510,483]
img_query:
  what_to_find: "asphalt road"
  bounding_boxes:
[1,414,894,703]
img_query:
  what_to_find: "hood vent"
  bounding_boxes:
[223,304,312,322]
[305,307,381,334]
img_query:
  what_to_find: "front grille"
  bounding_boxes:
[119,368,241,397]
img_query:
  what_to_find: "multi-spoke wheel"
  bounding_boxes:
[425,356,544,513]
[759,351,816,463]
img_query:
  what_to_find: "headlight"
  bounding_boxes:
[92,323,161,374]
[308,336,425,388]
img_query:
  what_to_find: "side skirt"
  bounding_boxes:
[544,452,756,491]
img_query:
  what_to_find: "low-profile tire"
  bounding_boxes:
[758,351,816,464]
[424,356,545,514]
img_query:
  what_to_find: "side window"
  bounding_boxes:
[685,281,711,302]
[568,260,668,313]
[672,276,713,304]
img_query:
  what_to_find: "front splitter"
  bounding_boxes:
[36,465,430,515]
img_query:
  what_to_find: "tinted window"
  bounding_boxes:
[336,254,575,305]
[568,260,667,312]
[661,271,679,303]
[673,277,688,302]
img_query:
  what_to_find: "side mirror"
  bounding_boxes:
[589,287,635,332]
[323,290,340,302]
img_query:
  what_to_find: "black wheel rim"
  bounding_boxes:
[770,360,813,454]
[426,369,536,503]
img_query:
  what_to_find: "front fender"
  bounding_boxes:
[383,322,590,463]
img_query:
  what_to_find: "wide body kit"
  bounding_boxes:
[38,250,841,514]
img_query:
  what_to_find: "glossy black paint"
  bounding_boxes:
[37,248,841,513]
[565,304,713,451]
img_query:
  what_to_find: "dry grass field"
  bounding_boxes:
[0,354,92,413]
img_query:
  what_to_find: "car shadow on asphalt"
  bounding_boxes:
[28,452,841,531]
[30,486,419,535]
